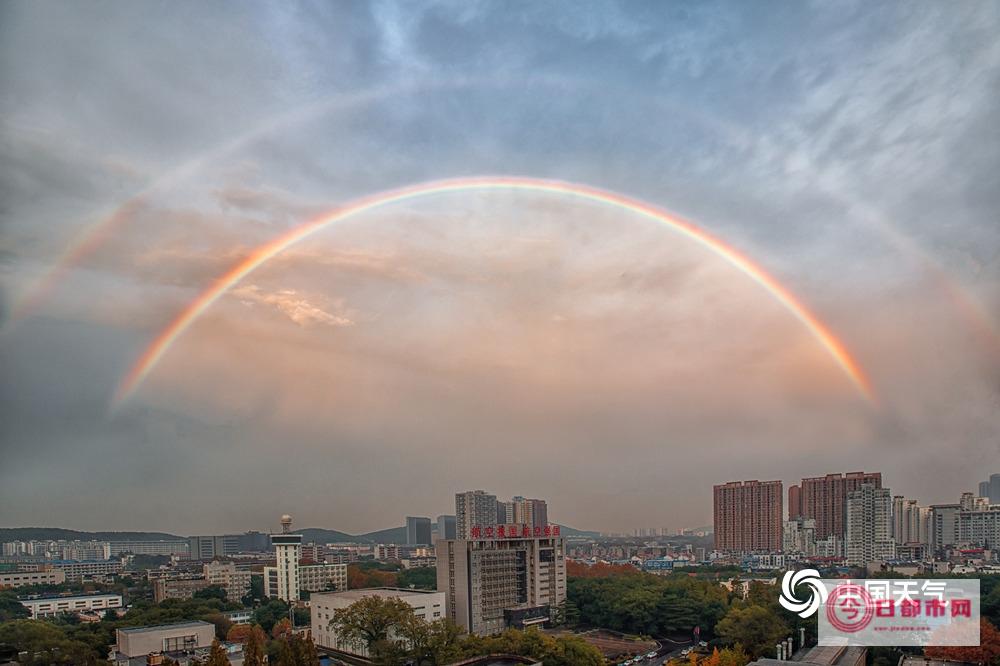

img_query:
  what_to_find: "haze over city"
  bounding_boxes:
[2,1,999,536]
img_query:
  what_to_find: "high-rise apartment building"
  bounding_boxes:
[892,496,930,546]
[845,484,895,566]
[788,485,802,520]
[799,471,882,540]
[406,517,432,546]
[495,497,549,530]
[269,515,302,602]
[456,490,500,540]
[713,480,783,553]
[436,515,457,540]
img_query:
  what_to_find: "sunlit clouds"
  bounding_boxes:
[0,1,998,534]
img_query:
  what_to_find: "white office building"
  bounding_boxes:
[311,588,445,658]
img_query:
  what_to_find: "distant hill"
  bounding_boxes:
[296,528,359,543]
[0,523,601,545]
[356,526,406,543]
[0,528,185,542]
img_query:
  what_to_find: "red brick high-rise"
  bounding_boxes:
[799,471,882,539]
[788,485,802,520]
[713,480,783,553]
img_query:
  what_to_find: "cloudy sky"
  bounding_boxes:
[1,1,998,536]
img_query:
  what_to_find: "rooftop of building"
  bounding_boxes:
[18,592,121,601]
[791,645,868,666]
[312,587,441,600]
[117,620,214,634]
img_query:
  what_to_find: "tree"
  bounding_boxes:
[925,619,1000,665]
[253,598,290,633]
[715,605,788,658]
[0,592,31,622]
[194,586,229,602]
[329,595,418,659]
[227,623,253,643]
[397,566,437,590]
[272,617,293,640]
[103,608,119,622]
[241,624,267,666]
[402,618,465,666]
[204,639,230,666]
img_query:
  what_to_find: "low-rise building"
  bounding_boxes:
[153,577,212,603]
[203,561,252,601]
[112,621,216,665]
[20,592,123,618]
[0,568,66,588]
[50,559,123,582]
[311,588,445,657]
[265,562,347,598]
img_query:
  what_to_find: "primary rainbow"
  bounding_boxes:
[112,176,875,406]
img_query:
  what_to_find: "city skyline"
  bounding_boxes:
[2,2,999,535]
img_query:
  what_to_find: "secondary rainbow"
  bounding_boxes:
[112,176,876,406]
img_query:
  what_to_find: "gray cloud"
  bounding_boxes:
[1,1,998,534]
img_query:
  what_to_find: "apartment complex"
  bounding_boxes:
[456,490,502,540]
[311,588,445,657]
[845,484,895,565]
[50,559,123,582]
[799,472,882,540]
[713,480,783,553]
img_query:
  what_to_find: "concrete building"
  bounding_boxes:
[456,490,500,540]
[50,559,123,582]
[269,515,302,602]
[298,562,348,593]
[980,474,1000,504]
[203,561,252,601]
[799,471,882,540]
[108,540,190,557]
[930,504,961,552]
[713,480,783,553]
[846,484,895,566]
[0,568,66,588]
[437,515,457,540]
[188,535,240,560]
[114,620,215,660]
[311,588,445,657]
[21,592,122,618]
[957,504,1000,548]
[788,485,802,520]
[783,517,816,556]
[406,517,432,546]
[153,577,212,603]
[437,531,566,636]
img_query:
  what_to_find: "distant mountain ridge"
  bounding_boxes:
[1,523,600,544]
[0,528,185,542]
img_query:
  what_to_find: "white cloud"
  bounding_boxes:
[231,284,353,328]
